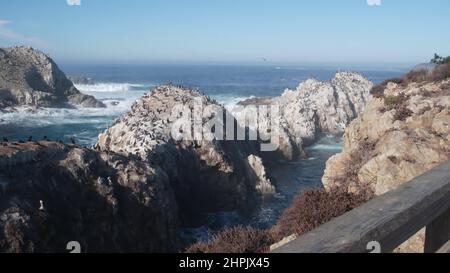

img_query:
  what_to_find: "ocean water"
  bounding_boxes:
[0,64,405,240]
[0,64,405,146]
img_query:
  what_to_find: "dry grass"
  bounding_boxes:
[185,226,274,253]
[370,78,405,98]
[270,187,372,242]
[430,63,450,82]
[370,63,450,99]
[404,70,429,83]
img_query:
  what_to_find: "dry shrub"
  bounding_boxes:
[186,185,374,253]
[384,93,408,109]
[370,82,388,98]
[405,69,429,83]
[371,63,450,100]
[185,226,274,253]
[370,78,405,99]
[430,62,450,82]
[382,93,413,121]
[394,106,413,121]
[271,187,372,241]
[388,155,400,164]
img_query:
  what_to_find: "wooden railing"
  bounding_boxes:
[272,161,450,253]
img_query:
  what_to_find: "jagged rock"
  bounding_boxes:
[0,46,105,109]
[236,72,373,161]
[0,142,178,253]
[247,155,276,195]
[96,85,275,218]
[323,73,450,252]
[67,76,95,85]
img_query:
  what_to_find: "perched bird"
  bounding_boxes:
[28,136,33,142]
[70,138,76,145]
[97,177,106,185]
[39,200,45,211]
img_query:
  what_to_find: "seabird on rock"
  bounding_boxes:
[39,200,45,211]
[97,177,106,185]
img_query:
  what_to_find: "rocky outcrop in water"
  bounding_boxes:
[0,141,178,253]
[0,46,105,109]
[238,72,373,161]
[96,85,275,219]
[323,69,450,252]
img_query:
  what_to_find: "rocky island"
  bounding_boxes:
[0,46,105,110]
[237,72,373,161]
[96,85,275,218]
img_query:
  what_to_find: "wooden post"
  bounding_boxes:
[425,208,450,253]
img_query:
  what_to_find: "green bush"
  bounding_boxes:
[431,54,450,65]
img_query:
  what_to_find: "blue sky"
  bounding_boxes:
[0,0,449,65]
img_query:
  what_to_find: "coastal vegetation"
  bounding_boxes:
[186,187,372,253]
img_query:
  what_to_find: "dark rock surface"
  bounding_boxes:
[0,141,178,253]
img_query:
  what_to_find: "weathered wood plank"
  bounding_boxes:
[436,241,450,253]
[425,208,450,253]
[272,161,450,253]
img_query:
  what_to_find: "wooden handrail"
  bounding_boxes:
[272,161,450,253]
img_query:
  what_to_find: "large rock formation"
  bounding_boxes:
[0,141,178,253]
[96,85,275,219]
[323,69,450,252]
[238,72,373,161]
[0,46,105,109]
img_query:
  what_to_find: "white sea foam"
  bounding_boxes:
[307,136,344,151]
[75,82,147,92]
[0,89,145,127]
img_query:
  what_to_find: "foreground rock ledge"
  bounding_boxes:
[0,141,178,253]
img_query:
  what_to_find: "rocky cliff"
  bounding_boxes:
[0,46,105,109]
[323,65,450,252]
[0,85,276,252]
[238,72,373,161]
[0,141,178,253]
[96,85,275,219]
